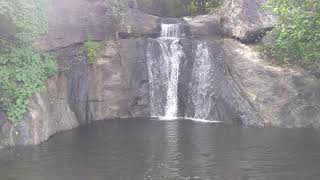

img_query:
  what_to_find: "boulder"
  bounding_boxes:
[222,39,320,128]
[218,0,276,43]
[118,9,161,39]
[183,14,224,38]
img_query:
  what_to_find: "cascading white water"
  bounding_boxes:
[191,43,212,119]
[160,24,181,38]
[146,23,184,119]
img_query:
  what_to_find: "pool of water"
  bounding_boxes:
[1,117,320,180]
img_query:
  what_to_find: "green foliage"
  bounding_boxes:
[104,0,129,24]
[0,0,48,42]
[0,0,56,125]
[84,36,105,64]
[261,0,320,64]
[164,0,191,17]
[136,0,221,17]
[187,0,220,15]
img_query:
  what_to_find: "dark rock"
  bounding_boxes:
[0,111,5,126]
[135,0,191,17]
[87,39,150,120]
[0,111,11,147]
[11,75,80,146]
[119,9,161,39]
[35,0,114,51]
[128,0,139,9]
[1,0,320,148]
[177,39,263,125]
[0,16,17,41]
[218,0,276,43]
[183,14,225,38]
[222,39,320,128]
[0,0,105,146]
[178,38,193,47]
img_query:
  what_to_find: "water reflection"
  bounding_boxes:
[1,118,320,180]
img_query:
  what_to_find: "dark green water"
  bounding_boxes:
[1,118,320,180]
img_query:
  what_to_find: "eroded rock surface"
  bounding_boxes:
[87,39,150,120]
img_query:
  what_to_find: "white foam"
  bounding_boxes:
[152,116,222,123]
[183,117,222,123]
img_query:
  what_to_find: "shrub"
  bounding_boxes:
[261,0,320,65]
[0,0,57,125]
[84,36,105,64]
[187,0,221,15]
[136,0,221,17]
[104,0,129,24]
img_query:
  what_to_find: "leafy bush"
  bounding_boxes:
[136,0,221,17]
[104,0,129,24]
[0,0,56,125]
[187,0,220,15]
[84,36,105,64]
[261,0,320,65]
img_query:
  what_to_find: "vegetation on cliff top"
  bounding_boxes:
[261,0,320,65]
[105,0,129,24]
[0,0,56,126]
[137,0,221,17]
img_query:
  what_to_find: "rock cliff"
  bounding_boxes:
[0,0,319,147]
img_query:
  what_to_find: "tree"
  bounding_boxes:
[262,0,320,64]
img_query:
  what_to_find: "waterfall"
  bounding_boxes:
[146,23,184,119]
[146,24,223,122]
[191,43,212,120]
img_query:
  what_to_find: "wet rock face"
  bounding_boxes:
[0,38,151,146]
[0,0,157,147]
[87,39,150,120]
[0,43,89,146]
[177,40,240,123]
[177,39,263,125]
